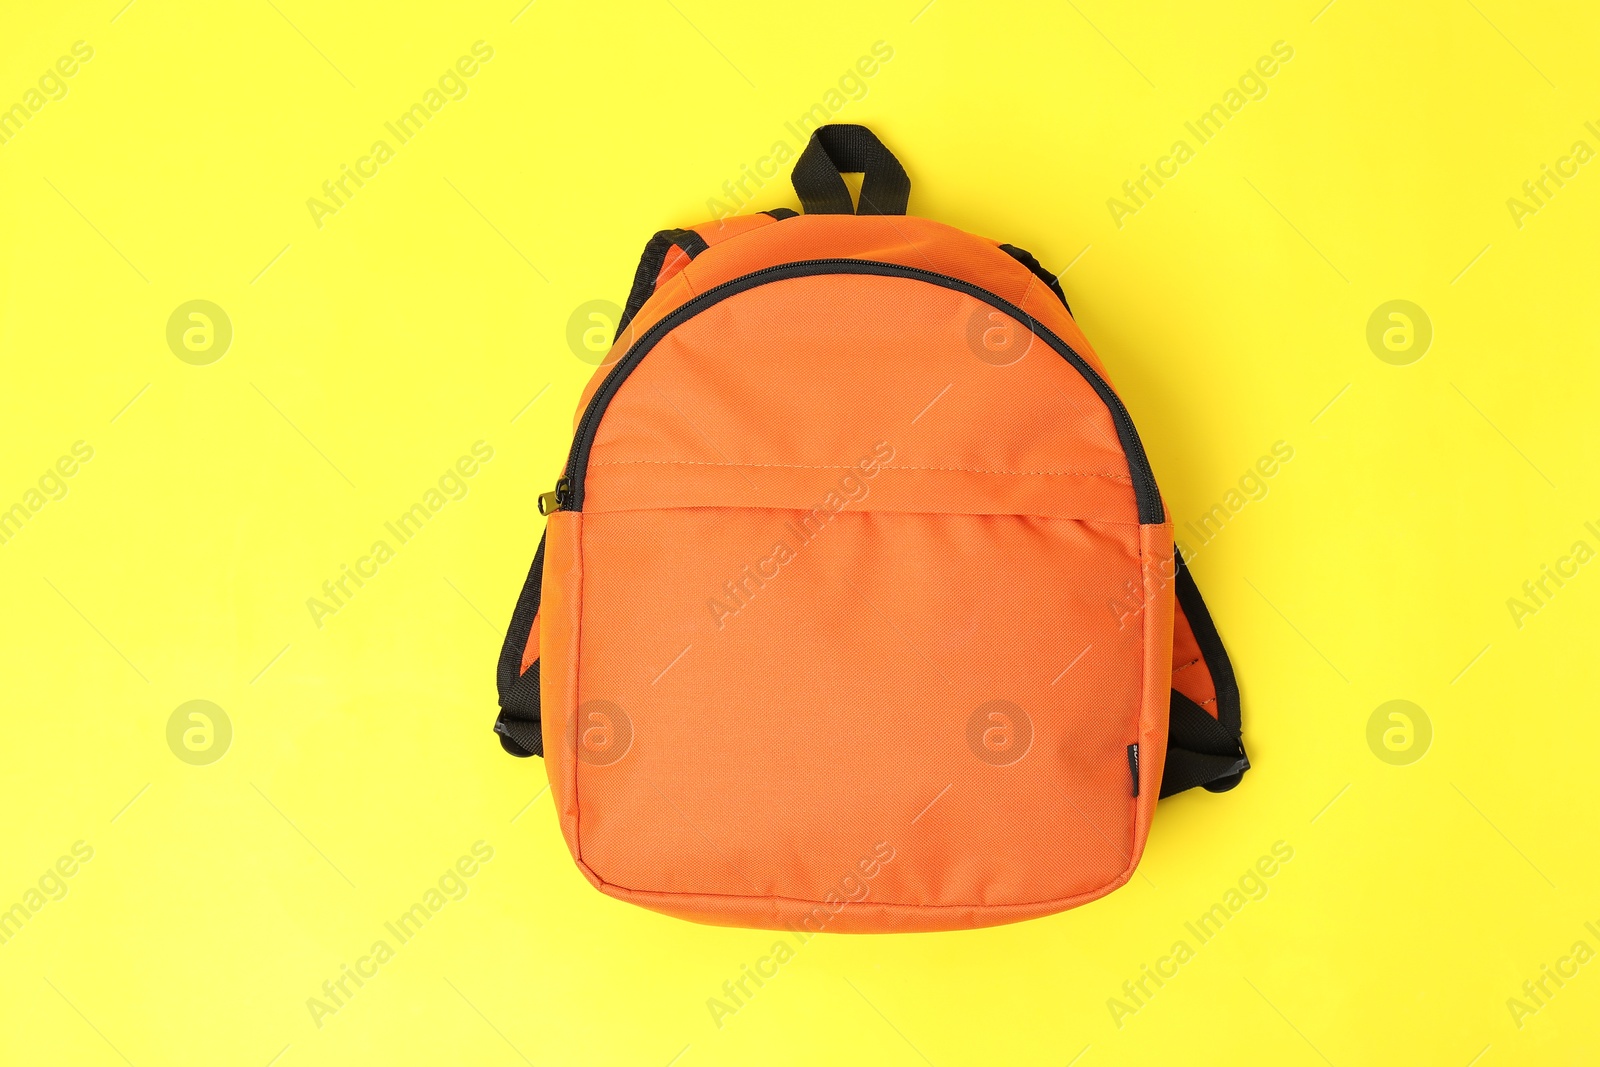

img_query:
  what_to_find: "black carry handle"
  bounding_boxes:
[791,125,910,216]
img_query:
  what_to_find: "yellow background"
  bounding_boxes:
[3,0,1597,1063]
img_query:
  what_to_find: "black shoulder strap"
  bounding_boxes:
[496,662,542,757]
[998,244,1072,316]
[614,228,709,342]
[1161,552,1249,797]
[791,124,910,216]
[493,531,545,757]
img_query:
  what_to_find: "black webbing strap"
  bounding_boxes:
[614,228,710,342]
[495,663,542,757]
[1160,553,1249,797]
[790,124,910,216]
[1161,691,1247,797]
[493,531,546,757]
[998,244,1073,316]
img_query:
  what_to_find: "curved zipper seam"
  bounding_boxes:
[563,258,1163,523]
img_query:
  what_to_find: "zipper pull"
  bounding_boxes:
[538,477,569,516]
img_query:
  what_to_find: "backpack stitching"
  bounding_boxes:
[590,458,1132,479]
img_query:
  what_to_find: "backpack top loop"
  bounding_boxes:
[790,124,910,216]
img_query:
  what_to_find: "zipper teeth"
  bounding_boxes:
[564,258,1161,521]
[567,260,859,477]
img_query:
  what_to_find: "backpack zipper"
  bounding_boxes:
[538,478,569,515]
[545,258,1164,523]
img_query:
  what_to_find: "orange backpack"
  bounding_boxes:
[494,125,1248,933]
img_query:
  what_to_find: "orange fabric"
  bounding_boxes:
[541,214,1175,932]
[539,512,583,849]
[573,215,1108,434]
[1171,598,1219,716]
[655,244,691,289]
[655,215,791,292]
[519,609,541,673]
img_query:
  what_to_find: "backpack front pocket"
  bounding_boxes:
[539,258,1175,931]
[564,498,1165,928]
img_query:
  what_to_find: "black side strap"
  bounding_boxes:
[1161,691,1247,797]
[496,662,542,757]
[494,532,545,757]
[998,244,1072,316]
[791,125,910,216]
[614,229,709,342]
[1160,553,1248,797]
